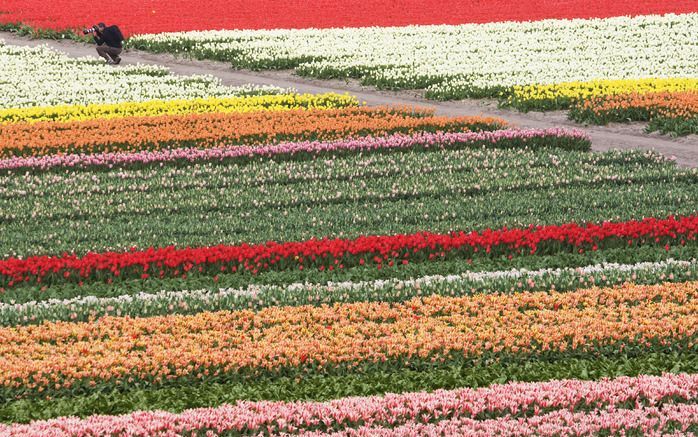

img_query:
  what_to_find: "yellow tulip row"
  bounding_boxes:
[0,92,359,124]
[508,78,698,110]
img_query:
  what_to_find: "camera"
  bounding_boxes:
[82,26,98,35]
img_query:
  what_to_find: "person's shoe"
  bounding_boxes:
[105,58,114,64]
[113,56,121,65]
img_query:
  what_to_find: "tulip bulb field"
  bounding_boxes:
[127,12,698,135]
[0,1,698,436]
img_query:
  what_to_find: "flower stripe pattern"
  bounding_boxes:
[2,1,695,36]
[2,258,695,326]
[0,128,589,172]
[0,281,695,399]
[0,107,503,157]
[1,5,698,430]
[1,215,695,287]
[0,93,357,124]
[2,373,697,436]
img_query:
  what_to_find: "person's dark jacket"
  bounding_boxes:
[94,25,124,48]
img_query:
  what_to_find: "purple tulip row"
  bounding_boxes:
[3,373,696,436]
[0,128,590,172]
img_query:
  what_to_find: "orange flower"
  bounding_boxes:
[0,281,694,396]
[576,90,698,120]
[0,106,505,157]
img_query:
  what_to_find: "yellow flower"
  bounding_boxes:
[510,78,698,107]
[0,93,359,124]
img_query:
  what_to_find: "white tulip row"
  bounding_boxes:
[2,258,694,325]
[0,40,285,108]
[131,13,698,99]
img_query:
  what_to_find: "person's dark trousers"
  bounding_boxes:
[96,45,122,63]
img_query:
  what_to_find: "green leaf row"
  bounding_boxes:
[1,147,695,257]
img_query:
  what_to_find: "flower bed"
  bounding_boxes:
[1,215,696,288]
[3,373,697,436]
[0,281,695,401]
[570,91,698,136]
[0,43,272,108]
[506,78,698,112]
[2,144,694,257]
[128,14,698,103]
[0,93,357,124]
[0,106,502,157]
[1,1,695,36]
[2,258,695,326]
[0,128,589,172]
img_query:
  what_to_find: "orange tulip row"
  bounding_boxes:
[0,281,694,397]
[0,106,505,157]
[571,90,698,127]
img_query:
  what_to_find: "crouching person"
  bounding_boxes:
[88,22,124,65]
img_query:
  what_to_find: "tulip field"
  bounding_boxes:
[3,3,698,134]
[1,1,695,36]
[1,1,698,436]
[127,12,698,135]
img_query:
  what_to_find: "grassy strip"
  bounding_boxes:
[8,164,685,226]
[1,349,695,424]
[1,148,663,205]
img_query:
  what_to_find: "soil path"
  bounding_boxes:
[4,32,697,167]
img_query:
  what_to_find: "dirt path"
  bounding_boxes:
[4,31,697,167]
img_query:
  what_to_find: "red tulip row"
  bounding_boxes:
[2,1,694,36]
[0,215,695,288]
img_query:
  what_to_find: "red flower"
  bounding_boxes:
[0,215,695,288]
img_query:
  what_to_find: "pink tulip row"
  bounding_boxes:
[315,403,698,437]
[0,128,589,172]
[2,373,696,436]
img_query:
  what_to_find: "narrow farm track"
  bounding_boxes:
[3,32,697,167]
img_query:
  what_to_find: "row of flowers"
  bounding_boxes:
[4,142,689,257]
[0,128,589,172]
[1,215,696,287]
[0,42,272,109]
[0,281,695,399]
[569,90,698,136]
[0,92,356,124]
[0,106,503,157]
[2,372,696,436]
[505,78,698,111]
[310,404,698,436]
[2,258,695,326]
[128,14,698,103]
[3,0,694,36]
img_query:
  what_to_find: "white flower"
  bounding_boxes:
[130,13,698,98]
[0,41,287,109]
